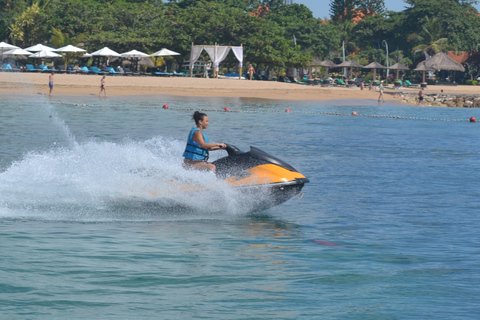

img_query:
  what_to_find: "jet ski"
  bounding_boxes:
[212,144,309,209]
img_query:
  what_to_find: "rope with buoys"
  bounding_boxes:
[44,101,479,123]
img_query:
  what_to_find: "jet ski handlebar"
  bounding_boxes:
[224,143,244,156]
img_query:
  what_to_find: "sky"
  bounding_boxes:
[294,0,480,19]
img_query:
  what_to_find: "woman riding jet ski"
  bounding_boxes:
[182,111,308,209]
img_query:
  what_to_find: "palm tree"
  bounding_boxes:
[410,16,455,56]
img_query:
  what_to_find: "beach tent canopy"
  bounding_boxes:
[24,43,56,52]
[150,48,180,57]
[423,52,465,72]
[189,44,243,77]
[29,50,62,58]
[55,45,86,53]
[91,47,120,57]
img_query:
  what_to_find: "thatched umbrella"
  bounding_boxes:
[336,60,363,80]
[414,61,435,83]
[363,61,385,81]
[389,62,409,79]
[317,59,337,77]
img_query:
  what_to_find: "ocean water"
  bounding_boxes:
[0,93,479,319]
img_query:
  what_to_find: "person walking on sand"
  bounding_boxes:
[248,64,255,80]
[99,76,107,97]
[48,72,54,97]
[417,87,425,106]
[378,80,385,102]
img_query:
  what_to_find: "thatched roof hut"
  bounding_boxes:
[423,52,465,72]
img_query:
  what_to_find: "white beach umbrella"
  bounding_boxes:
[91,47,120,57]
[55,44,86,53]
[150,48,180,57]
[0,42,19,51]
[3,48,32,56]
[120,49,149,58]
[29,50,62,58]
[82,53,93,58]
[24,43,56,52]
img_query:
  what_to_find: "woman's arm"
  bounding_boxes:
[193,131,226,150]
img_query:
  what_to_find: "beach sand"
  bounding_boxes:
[0,72,478,102]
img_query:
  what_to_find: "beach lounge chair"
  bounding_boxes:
[1,64,13,72]
[105,67,121,76]
[405,80,419,88]
[79,66,91,74]
[89,66,105,75]
[335,78,347,87]
[393,80,403,90]
[25,64,39,72]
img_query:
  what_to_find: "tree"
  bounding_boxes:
[330,0,357,21]
[409,16,454,55]
[9,3,46,46]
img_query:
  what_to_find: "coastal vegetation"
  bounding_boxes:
[1,0,480,81]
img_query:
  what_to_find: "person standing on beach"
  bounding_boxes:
[248,64,255,80]
[99,76,106,97]
[183,111,226,172]
[48,73,54,97]
[378,80,385,102]
[417,87,425,106]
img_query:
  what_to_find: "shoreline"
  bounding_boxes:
[0,72,478,104]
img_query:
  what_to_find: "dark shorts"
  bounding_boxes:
[49,82,53,88]
[419,96,424,101]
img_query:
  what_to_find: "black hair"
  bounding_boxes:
[192,111,207,126]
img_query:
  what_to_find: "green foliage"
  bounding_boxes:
[9,3,46,47]
[2,0,480,76]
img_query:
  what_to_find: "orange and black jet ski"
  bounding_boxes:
[213,144,309,208]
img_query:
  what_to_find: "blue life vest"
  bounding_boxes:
[183,128,209,161]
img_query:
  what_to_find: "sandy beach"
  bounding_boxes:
[0,72,478,102]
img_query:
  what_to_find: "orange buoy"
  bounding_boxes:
[224,107,230,112]
[352,111,358,116]
[470,116,476,122]
[285,108,291,113]
[163,104,169,109]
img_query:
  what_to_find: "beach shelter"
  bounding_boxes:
[189,44,243,79]
[336,60,364,80]
[55,45,87,68]
[151,48,180,57]
[120,50,150,71]
[423,52,465,72]
[150,48,180,71]
[3,48,34,62]
[389,62,409,80]
[55,45,86,53]
[0,42,19,51]
[317,59,337,77]
[91,47,120,67]
[414,61,435,83]
[24,43,56,52]
[363,61,385,82]
[91,47,120,57]
[29,50,62,58]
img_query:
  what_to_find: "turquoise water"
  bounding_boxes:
[1,94,479,319]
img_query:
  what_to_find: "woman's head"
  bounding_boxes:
[192,111,208,127]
